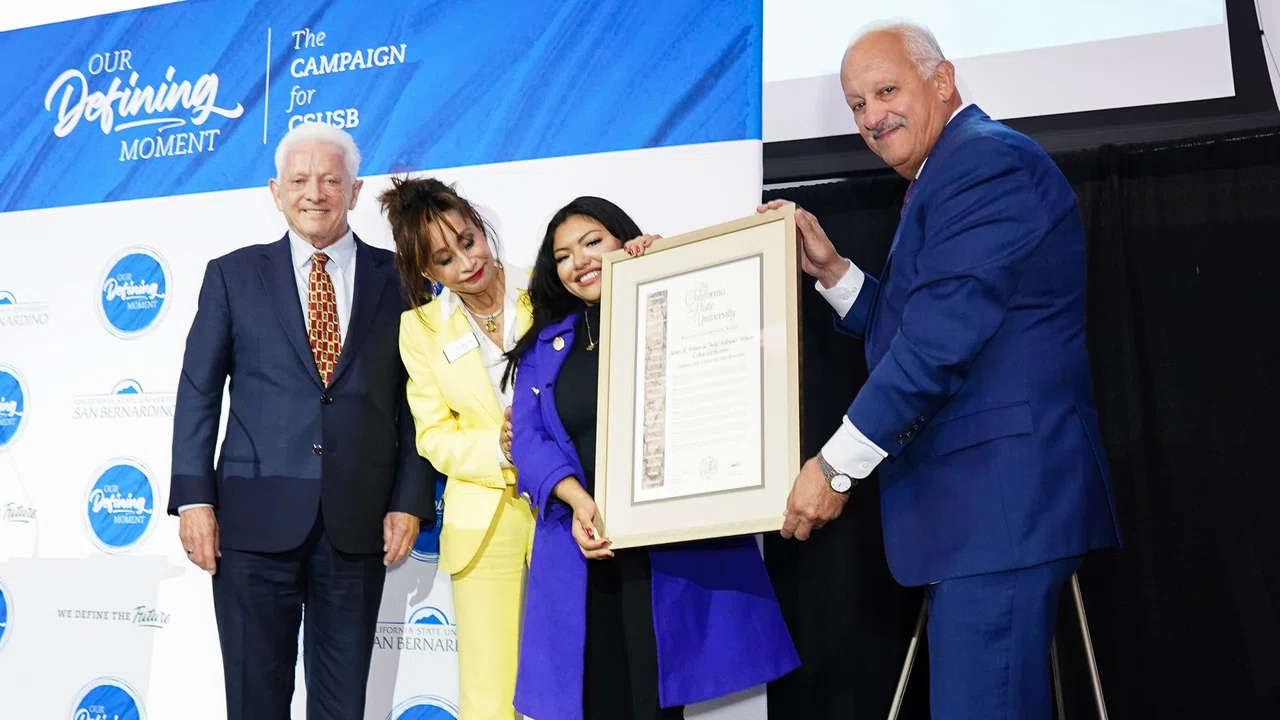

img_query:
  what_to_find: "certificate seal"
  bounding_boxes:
[699,456,719,481]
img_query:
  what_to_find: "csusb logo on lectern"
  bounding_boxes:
[97,247,170,339]
[83,458,157,554]
[74,379,176,421]
[0,576,12,654]
[0,290,51,328]
[70,677,146,720]
[387,695,460,720]
[409,476,447,563]
[375,604,457,654]
[0,364,28,452]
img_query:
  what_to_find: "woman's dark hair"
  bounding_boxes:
[501,196,643,390]
[377,175,499,313]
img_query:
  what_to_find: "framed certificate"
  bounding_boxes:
[594,205,801,549]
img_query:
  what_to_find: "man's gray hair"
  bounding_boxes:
[850,20,946,79]
[273,122,362,182]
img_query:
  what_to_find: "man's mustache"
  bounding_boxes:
[869,118,905,139]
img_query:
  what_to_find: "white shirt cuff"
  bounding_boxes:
[819,416,887,479]
[814,260,864,319]
[177,503,213,514]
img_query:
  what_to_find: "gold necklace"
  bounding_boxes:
[584,309,597,351]
[464,303,503,333]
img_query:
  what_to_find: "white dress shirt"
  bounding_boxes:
[816,104,968,480]
[179,229,357,516]
[434,266,526,470]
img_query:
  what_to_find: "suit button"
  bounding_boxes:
[896,435,906,445]
[321,395,333,405]
[519,491,532,504]
[312,444,323,455]
[917,414,926,423]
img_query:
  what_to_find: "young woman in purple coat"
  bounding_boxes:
[502,197,800,720]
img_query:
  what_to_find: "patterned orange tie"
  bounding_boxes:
[308,252,342,385]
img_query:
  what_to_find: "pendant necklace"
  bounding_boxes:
[466,304,503,334]
[584,309,597,351]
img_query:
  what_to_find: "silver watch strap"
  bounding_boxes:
[816,453,838,481]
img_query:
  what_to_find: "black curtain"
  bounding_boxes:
[762,127,1280,719]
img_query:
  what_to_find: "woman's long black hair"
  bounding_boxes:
[501,196,643,390]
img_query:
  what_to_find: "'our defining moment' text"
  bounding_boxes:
[42,47,243,164]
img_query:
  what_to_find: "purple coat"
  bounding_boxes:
[510,312,800,720]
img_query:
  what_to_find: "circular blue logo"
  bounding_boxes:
[387,695,458,720]
[410,476,447,563]
[0,576,12,653]
[84,459,157,554]
[0,364,27,452]
[0,291,16,304]
[70,678,145,720]
[98,247,170,339]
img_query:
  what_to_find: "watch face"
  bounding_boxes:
[830,474,853,493]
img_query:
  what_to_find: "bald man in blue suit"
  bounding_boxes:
[764,22,1121,720]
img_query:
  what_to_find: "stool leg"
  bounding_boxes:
[1071,573,1109,720]
[887,599,928,720]
[1051,637,1067,720]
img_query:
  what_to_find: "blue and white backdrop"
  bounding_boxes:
[0,1,767,718]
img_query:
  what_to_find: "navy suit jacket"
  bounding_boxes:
[168,233,435,554]
[839,106,1121,586]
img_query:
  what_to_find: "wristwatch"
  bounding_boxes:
[816,453,855,493]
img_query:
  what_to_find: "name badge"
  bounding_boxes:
[443,333,480,363]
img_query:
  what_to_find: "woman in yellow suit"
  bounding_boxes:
[379,176,534,719]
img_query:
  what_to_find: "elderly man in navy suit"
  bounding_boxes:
[763,22,1121,719]
[169,122,435,719]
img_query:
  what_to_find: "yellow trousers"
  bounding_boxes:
[450,489,535,720]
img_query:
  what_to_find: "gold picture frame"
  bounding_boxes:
[593,204,801,549]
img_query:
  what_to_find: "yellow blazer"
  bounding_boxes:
[399,269,533,576]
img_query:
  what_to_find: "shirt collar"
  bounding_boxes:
[437,265,530,323]
[916,102,971,179]
[289,228,356,274]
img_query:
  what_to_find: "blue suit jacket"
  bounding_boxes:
[839,106,1121,587]
[510,312,799,720]
[168,234,435,554]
